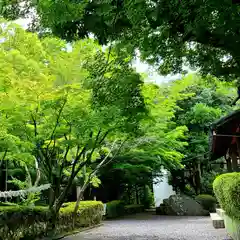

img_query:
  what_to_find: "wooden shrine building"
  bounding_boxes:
[210,110,240,172]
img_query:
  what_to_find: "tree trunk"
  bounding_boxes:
[47,206,58,236]
[135,185,139,204]
[196,162,202,194]
[197,162,202,179]
[49,187,55,207]
[192,164,200,195]
[72,186,87,228]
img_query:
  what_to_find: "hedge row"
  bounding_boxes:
[105,200,144,219]
[0,201,104,240]
[60,201,103,228]
[213,172,240,220]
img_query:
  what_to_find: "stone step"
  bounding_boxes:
[216,208,225,218]
[210,213,225,229]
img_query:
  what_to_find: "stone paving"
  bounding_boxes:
[65,213,231,240]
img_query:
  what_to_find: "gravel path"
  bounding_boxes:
[66,213,230,240]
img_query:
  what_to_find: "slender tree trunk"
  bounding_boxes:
[196,162,202,194]
[47,206,59,236]
[128,187,131,204]
[135,185,139,204]
[197,162,201,179]
[4,160,8,202]
[192,165,199,195]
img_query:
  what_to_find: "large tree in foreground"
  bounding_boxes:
[0,22,146,230]
[1,1,240,81]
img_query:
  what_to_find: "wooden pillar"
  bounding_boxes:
[229,146,239,172]
[224,154,232,172]
[231,153,239,172]
[226,156,233,172]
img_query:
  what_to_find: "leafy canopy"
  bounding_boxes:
[0,22,146,211]
[2,0,240,81]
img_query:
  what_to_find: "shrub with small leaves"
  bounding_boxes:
[195,194,216,212]
[0,201,104,239]
[124,204,144,215]
[213,173,240,220]
[106,200,125,219]
[60,201,104,229]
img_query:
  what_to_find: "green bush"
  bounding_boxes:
[141,185,154,209]
[0,205,49,240]
[106,201,145,219]
[106,200,125,219]
[184,184,196,197]
[124,204,144,215]
[201,171,221,195]
[60,201,103,229]
[213,172,240,220]
[0,201,104,240]
[195,194,216,212]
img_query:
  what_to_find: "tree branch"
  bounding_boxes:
[72,140,117,218]
[46,98,67,151]
[1,150,7,162]
[72,139,127,222]
[31,114,38,137]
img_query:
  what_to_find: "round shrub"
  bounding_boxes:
[195,194,216,212]
[213,172,240,220]
[106,200,125,219]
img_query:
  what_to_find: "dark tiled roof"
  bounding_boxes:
[209,110,240,160]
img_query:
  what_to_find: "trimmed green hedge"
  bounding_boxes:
[105,201,144,219]
[0,201,104,240]
[124,204,144,215]
[106,200,125,219]
[60,201,103,228]
[213,173,240,220]
[195,194,216,212]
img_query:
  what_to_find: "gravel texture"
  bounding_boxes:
[65,213,231,240]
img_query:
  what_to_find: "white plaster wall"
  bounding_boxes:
[153,167,175,207]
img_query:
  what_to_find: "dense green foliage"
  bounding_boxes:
[124,204,144,215]
[2,0,240,81]
[91,74,236,206]
[213,173,240,220]
[60,201,103,228]
[0,21,147,231]
[141,185,154,209]
[105,200,144,219]
[168,75,234,195]
[195,194,216,212]
[105,200,125,219]
[0,201,103,239]
[0,3,238,232]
